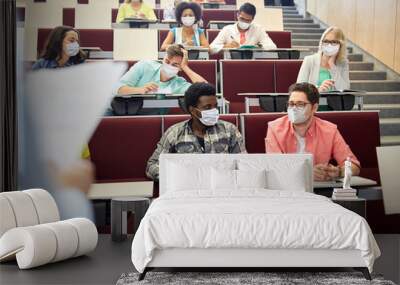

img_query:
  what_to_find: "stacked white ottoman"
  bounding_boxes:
[0,189,98,269]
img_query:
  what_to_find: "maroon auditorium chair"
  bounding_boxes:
[267,31,292,49]
[158,29,169,50]
[37,28,114,57]
[220,60,275,113]
[274,60,302,92]
[89,116,163,182]
[202,9,236,30]
[62,8,75,27]
[154,8,164,21]
[112,8,118,23]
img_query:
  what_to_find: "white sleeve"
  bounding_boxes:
[209,27,229,54]
[260,30,277,49]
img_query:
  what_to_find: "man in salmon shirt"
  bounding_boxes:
[265,82,360,181]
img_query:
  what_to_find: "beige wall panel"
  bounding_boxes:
[373,0,396,68]
[113,29,158,60]
[255,8,283,31]
[75,4,112,29]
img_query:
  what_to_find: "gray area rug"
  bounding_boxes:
[116,271,396,285]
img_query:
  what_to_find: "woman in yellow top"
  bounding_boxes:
[116,0,157,23]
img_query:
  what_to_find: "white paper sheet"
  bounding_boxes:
[25,61,126,170]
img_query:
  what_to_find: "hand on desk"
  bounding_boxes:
[140,82,159,94]
[318,79,335,92]
[183,40,194,47]
[314,163,340,181]
[225,41,240,48]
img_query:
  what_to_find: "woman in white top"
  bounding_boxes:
[297,26,350,92]
[160,2,209,51]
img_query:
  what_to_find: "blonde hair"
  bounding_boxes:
[319,26,347,63]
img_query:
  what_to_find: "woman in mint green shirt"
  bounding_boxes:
[297,26,350,93]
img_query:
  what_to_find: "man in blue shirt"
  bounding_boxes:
[112,44,206,115]
[113,44,206,96]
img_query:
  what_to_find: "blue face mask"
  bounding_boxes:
[65,42,80,57]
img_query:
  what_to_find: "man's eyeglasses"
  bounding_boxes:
[322,40,340,45]
[287,101,312,108]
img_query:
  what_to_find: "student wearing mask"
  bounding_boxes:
[146,82,246,180]
[297,26,350,92]
[116,0,157,23]
[32,26,86,70]
[209,2,276,53]
[265,83,360,181]
[161,2,209,50]
[114,44,206,96]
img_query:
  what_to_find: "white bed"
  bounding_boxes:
[131,154,380,280]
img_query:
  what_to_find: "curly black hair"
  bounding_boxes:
[175,2,202,26]
[184,82,216,110]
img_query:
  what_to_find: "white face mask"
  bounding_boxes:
[161,62,180,79]
[237,20,251,30]
[198,108,219,126]
[287,106,309,124]
[65,41,80,57]
[182,16,195,27]
[321,43,340,56]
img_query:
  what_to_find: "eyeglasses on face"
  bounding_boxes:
[322,40,340,45]
[287,101,312,108]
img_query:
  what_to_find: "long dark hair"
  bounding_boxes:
[40,26,86,63]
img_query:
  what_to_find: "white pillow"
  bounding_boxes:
[236,169,268,189]
[167,162,210,191]
[238,158,308,191]
[211,169,268,190]
[167,160,236,192]
[211,168,236,190]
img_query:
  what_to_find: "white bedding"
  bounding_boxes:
[131,190,380,273]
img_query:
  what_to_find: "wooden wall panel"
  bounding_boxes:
[355,0,375,54]
[395,0,400,72]
[373,0,396,68]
